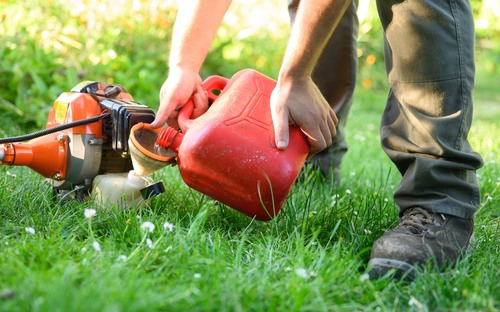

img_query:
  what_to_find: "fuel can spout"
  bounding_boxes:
[155,126,183,153]
[0,133,69,180]
[128,123,178,177]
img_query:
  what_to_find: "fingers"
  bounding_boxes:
[330,107,339,127]
[302,126,325,156]
[326,107,337,143]
[166,111,180,129]
[192,86,209,118]
[304,107,337,155]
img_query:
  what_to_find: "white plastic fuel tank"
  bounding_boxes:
[92,170,154,207]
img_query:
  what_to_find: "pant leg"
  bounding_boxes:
[288,0,359,180]
[375,0,483,218]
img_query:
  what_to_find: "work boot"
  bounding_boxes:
[368,207,474,281]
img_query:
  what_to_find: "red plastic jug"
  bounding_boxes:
[156,69,310,221]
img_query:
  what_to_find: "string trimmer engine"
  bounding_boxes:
[0,81,164,202]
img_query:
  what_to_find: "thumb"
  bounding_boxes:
[270,95,289,150]
[151,87,179,128]
[150,111,167,129]
[275,119,289,150]
[150,88,170,128]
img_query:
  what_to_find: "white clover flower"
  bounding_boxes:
[345,189,352,195]
[295,268,308,278]
[408,296,424,309]
[84,208,97,219]
[146,238,153,249]
[25,227,35,235]
[193,273,201,279]
[163,221,174,233]
[359,273,370,283]
[140,221,155,233]
[92,241,102,252]
[118,255,127,262]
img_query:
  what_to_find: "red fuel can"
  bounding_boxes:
[157,69,310,221]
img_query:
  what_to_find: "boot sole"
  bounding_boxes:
[368,258,417,281]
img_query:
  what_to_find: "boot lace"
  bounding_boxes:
[400,207,446,236]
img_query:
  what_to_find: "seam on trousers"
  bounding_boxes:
[449,0,467,153]
[449,0,481,208]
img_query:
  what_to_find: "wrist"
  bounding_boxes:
[167,63,199,78]
[168,54,202,73]
[277,69,311,88]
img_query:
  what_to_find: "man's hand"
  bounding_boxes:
[150,66,209,129]
[270,76,338,156]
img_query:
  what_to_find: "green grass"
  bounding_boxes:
[1,0,498,310]
[1,68,499,311]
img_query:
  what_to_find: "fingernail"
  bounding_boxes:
[277,140,287,149]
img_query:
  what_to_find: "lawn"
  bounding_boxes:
[0,0,499,311]
[0,65,498,311]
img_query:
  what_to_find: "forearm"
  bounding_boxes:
[278,0,350,80]
[169,0,232,72]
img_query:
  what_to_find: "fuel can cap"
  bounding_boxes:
[140,181,165,199]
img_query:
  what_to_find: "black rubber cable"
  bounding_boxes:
[0,84,122,144]
[0,113,110,144]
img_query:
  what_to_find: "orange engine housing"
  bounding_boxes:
[0,81,156,197]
